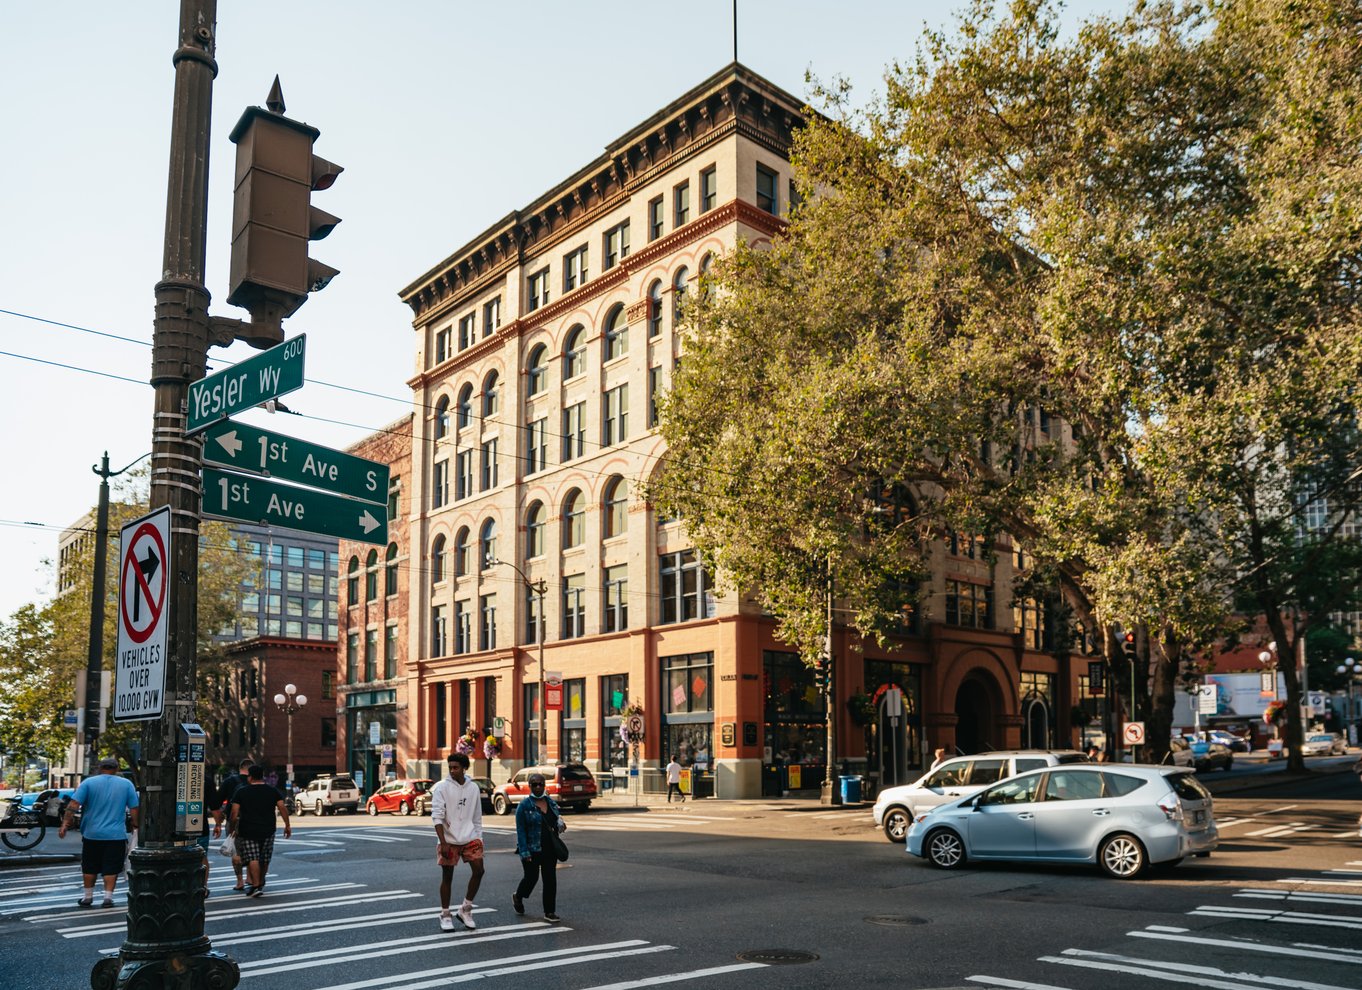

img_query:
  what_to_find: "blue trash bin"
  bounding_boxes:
[839,775,863,804]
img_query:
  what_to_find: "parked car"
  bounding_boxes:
[293,774,360,816]
[905,764,1218,879]
[1301,733,1347,756]
[491,764,597,815]
[1205,730,1251,753]
[414,777,495,815]
[872,750,1090,843]
[366,778,433,816]
[11,788,75,824]
[1166,736,1195,768]
[1190,740,1234,773]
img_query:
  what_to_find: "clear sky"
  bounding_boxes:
[0,0,1127,620]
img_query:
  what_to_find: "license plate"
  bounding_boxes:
[572,784,582,792]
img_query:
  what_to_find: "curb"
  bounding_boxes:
[1203,762,1355,796]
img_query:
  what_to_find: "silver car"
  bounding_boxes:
[905,764,1218,879]
[1301,733,1347,756]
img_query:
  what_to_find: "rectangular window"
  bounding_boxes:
[603,221,630,269]
[286,571,303,593]
[662,651,714,713]
[308,547,325,569]
[458,313,476,351]
[287,595,304,617]
[321,670,335,699]
[479,594,497,651]
[435,684,447,748]
[526,418,548,474]
[431,605,447,657]
[945,580,994,630]
[562,246,588,292]
[700,166,717,212]
[659,550,715,625]
[456,450,474,501]
[648,366,662,428]
[432,460,449,509]
[483,296,501,336]
[603,384,629,447]
[603,564,628,632]
[523,684,541,766]
[287,546,305,568]
[562,573,586,639]
[346,632,359,683]
[648,196,664,241]
[365,627,378,681]
[756,164,778,213]
[527,268,550,311]
[524,586,543,645]
[480,438,498,490]
[789,177,802,212]
[562,402,586,461]
[601,673,629,769]
[384,623,398,679]
[307,573,324,596]
[320,716,337,749]
[674,181,690,226]
[455,599,472,654]
[267,593,281,614]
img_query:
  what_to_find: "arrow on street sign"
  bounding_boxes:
[202,421,389,505]
[202,467,387,544]
[186,335,306,435]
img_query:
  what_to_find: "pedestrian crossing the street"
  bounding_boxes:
[964,867,1362,990]
[1,863,767,989]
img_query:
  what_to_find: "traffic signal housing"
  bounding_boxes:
[1121,631,1137,663]
[227,98,341,333]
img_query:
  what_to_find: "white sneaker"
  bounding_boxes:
[439,912,455,932]
[456,904,476,930]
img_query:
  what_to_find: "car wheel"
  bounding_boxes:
[316,800,324,817]
[402,801,414,816]
[883,807,912,844]
[492,794,510,816]
[367,802,378,816]
[925,828,966,870]
[294,801,304,817]
[1098,833,1147,879]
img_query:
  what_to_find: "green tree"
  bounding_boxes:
[0,604,79,773]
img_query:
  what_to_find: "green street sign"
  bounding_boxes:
[187,335,306,435]
[202,421,389,506]
[202,467,387,544]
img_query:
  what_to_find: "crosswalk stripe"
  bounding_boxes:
[1130,927,1362,961]
[1189,906,1362,930]
[1041,947,1356,990]
[1236,890,1362,905]
[967,977,1074,990]
[573,962,769,988]
[182,906,452,948]
[1276,877,1362,887]
[1245,822,1305,837]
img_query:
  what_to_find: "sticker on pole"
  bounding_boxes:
[1122,721,1145,745]
[114,506,171,722]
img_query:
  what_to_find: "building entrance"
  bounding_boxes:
[955,677,996,754]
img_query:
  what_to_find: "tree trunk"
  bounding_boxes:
[1146,630,1179,765]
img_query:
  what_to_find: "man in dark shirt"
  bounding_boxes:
[219,758,252,892]
[229,765,291,898]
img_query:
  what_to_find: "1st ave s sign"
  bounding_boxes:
[202,467,387,543]
[186,335,306,435]
[115,506,171,723]
[202,421,389,505]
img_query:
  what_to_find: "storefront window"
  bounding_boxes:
[863,659,924,787]
[523,683,541,765]
[1020,671,1056,750]
[601,674,628,769]
[762,650,826,793]
[661,653,713,796]
[562,678,586,763]
[663,652,712,713]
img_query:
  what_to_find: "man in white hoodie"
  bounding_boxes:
[431,751,484,931]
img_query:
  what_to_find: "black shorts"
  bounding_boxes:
[81,838,128,876]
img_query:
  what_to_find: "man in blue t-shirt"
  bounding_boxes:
[60,756,140,908]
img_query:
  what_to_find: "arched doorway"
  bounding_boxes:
[954,678,996,754]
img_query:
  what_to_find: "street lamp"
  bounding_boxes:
[1335,656,1358,740]
[492,559,547,760]
[273,683,307,795]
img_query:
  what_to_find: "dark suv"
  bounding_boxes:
[491,764,597,815]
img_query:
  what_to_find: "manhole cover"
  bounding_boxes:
[865,915,928,927]
[736,949,820,965]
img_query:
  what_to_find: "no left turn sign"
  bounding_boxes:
[114,506,172,723]
[1122,721,1146,745]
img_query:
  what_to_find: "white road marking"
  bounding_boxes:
[1189,906,1362,930]
[967,977,1075,990]
[1131,928,1362,960]
[1236,890,1362,905]
[1040,947,1355,990]
[574,962,770,988]
[1143,925,1190,933]
[1276,877,1362,887]
[1245,822,1305,837]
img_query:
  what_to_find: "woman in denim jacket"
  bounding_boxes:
[513,773,566,922]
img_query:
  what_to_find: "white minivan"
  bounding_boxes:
[873,750,1089,842]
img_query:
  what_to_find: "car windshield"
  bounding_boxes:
[559,766,594,782]
[1055,753,1090,764]
[331,777,356,789]
[1167,773,1211,801]
[1308,735,1331,743]
[411,781,432,793]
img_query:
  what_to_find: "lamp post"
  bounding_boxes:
[1336,656,1358,745]
[272,684,308,796]
[821,555,839,806]
[493,560,547,761]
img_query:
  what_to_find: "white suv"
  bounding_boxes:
[874,750,1089,842]
[294,775,360,816]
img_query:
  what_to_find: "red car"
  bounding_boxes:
[366,778,433,816]
[491,764,597,815]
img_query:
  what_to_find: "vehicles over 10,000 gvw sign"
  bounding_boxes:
[114,507,171,723]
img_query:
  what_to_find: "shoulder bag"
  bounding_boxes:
[545,808,568,862]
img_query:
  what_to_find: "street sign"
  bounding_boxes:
[202,421,388,505]
[1307,691,1326,716]
[1196,684,1217,715]
[202,467,387,543]
[368,722,380,746]
[1122,721,1146,745]
[1088,661,1104,695]
[545,672,563,712]
[1260,671,1276,698]
[114,506,171,723]
[187,335,306,435]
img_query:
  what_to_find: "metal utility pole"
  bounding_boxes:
[820,557,840,806]
[93,1,237,986]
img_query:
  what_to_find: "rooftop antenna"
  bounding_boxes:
[733,0,738,63]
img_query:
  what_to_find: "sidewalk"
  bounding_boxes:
[1200,754,1357,796]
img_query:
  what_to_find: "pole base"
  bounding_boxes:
[820,779,841,806]
[92,949,239,990]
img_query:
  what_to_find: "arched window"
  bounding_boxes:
[365,549,379,601]
[482,371,500,417]
[526,501,545,559]
[647,279,664,338]
[603,304,628,362]
[562,489,585,549]
[479,518,498,570]
[454,527,471,576]
[385,542,399,596]
[699,252,715,300]
[434,396,450,440]
[431,534,447,583]
[563,325,586,380]
[672,266,690,323]
[527,344,548,396]
[457,384,474,430]
[347,555,360,606]
[603,476,629,539]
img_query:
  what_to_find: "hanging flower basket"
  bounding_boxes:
[454,729,480,756]
[1262,700,1287,725]
[483,736,501,760]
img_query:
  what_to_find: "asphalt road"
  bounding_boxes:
[2,763,1358,990]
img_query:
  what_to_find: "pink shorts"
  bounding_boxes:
[437,838,483,866]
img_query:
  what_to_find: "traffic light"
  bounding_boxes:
[227,80,341,336]
[1121,631,1137,663]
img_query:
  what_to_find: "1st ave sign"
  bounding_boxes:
[202,467,387,543]
[202,421,389,505]
[186,334,306,435]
